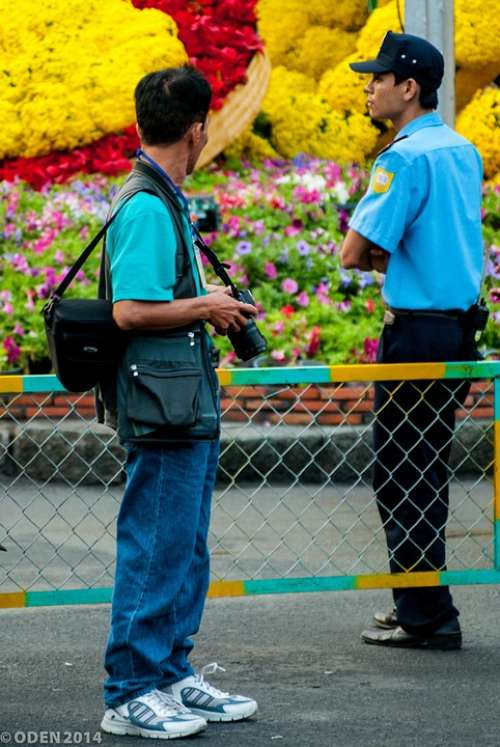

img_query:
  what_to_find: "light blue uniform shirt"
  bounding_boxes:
[350,112,483,311]
[106,192,205,302]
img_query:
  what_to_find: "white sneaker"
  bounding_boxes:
[163,663,258,723]
[101,688,207,740]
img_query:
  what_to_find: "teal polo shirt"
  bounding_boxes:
[106,191,205,302]
[350,112,484,311]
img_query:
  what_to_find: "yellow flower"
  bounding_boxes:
[456,87,500,179]
[455,0,500,68]
[268,90,378,163]
[0,0,186,159]
[356,1,404,60]
[456,63,500,111]
[257,5,309,67]
[258,0,368,33]
[224,130,279,161]
[262,66,317,121]
[319,53,369,114]
[291,26,357,81]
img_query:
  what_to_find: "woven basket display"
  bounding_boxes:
[196,50,271,168]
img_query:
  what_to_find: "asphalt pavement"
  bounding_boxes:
[1,585,500,747]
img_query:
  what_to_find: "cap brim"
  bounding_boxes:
[349,59,391,74]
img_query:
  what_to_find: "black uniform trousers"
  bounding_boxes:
[373,312,476,635]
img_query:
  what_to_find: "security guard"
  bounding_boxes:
[341,31,484,649]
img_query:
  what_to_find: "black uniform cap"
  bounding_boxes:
[350,31,444,90]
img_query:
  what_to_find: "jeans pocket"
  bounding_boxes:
[127,360,202,428]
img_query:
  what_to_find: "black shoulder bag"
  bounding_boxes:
[42,201,132,392]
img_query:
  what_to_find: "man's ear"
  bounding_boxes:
[186,121,203,146]
[403,78,419,103]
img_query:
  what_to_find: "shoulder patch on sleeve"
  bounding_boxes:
[372,166,395,194]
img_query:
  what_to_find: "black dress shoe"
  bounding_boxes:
[373,608,398,629]
[361,618,462,650]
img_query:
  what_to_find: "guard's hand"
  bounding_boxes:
[203,290,257,333]
[369,247,389,274]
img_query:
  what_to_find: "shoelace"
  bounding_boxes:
[194,662,230,698]
[142,689,189,717]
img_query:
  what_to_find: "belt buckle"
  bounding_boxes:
[384,309,395,325]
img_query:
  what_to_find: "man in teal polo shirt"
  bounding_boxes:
[100,67,258,739]
[341,32,483,649]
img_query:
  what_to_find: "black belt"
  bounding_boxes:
[389,307,466,320]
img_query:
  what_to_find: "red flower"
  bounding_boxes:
[0,0,261,187]
[280,305,295,317]
[305,325,321,357]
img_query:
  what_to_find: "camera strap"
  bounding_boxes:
[132,158,238,295]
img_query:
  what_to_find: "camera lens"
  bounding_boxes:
[227,289,267,361]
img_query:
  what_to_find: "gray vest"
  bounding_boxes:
[96,162,219,442]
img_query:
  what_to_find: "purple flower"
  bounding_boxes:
[339,269,352,288]
[296,240,311,256]
[236,240,252,255]
[281,278,299,294]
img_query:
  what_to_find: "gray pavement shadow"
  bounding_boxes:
[1,586,500,747]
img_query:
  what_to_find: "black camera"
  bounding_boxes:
[228,288,267,362]
[192,228,267,362]
[188,196,220,233]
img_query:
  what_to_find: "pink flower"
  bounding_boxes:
[281,278,298,294]
[3,336,21,364]
[225,216,242,237]
[2,303,14,315]
[284,219,304,237]
[264,262,278,280]
[325,162,341,186]
[297,291,310,307]
[273,321,285,334]
[3,223,16,238]
[363,337,379,363]
[13,323,25,336]
[336,300,352,312]
[293,186,321,204]
[271,350,286,362]
[25,291,35,310]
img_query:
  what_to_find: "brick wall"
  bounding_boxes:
[0,381,493,425]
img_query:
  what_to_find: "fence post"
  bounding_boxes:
[495,377,500,569]
[405,0,455,127]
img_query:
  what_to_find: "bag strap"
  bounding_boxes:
[50,193,135,302]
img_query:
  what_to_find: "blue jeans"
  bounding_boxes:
[104,438,220,708]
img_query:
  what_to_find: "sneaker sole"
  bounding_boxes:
[362,633,462,651]
[188,703,258,723]
[101,714,207,739]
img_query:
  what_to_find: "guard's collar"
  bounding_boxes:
[397,111,442,139]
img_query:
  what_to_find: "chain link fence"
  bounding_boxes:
[0,362,498,602]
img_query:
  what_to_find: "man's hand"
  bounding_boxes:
[202,290,257,333]
[206,283,232,295]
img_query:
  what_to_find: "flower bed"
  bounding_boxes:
[0,158,499,372]
[0,0,262,188]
